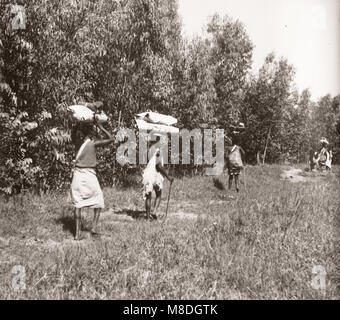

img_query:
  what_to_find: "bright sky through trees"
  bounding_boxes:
[178,0,340,99]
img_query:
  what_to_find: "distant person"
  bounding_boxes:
[309,149,319,172]
[226,140,245,192]
[142,138,174,220]
[70,121,120,240]
[318,138,330,172]
[325,146,333,171]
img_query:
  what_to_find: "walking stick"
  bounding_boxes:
[243,166,247,192]
[161,180,173,224]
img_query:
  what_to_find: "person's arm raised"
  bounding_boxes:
[93,123,115,147]
[94,122,128,148]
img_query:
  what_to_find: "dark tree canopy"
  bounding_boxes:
[0,0,339,194]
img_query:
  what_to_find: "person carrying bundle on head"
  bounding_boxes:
[226,133,245,193]
[142,136,174,220]
[70,119,124,240]
[318,138,330,172]
[226,143,245,192]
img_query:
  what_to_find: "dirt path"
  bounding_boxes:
[1,192,235,252]
[1,201,208,251]
[103,205,206,223]
[280,168,308,183]
[280,167,332,183]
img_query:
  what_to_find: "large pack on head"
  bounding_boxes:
[228,145,243,169]
[136,111,177,126]
[135,111,179,134]
[68,102,108,123]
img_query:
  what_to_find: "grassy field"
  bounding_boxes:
[0,165,339,299]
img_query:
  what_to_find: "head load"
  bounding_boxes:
[68,101,108,123]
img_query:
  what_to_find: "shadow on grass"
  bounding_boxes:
[55,216,75,236]
[114,209,148,220]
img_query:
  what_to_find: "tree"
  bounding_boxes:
[279,89,314,163]
[0,0,185,193]
[310,94,340,161]
[241,53,296,164]
[177,37,216,129]
[207,14,253,128]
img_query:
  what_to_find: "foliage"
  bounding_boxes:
[310,95,340,152]
[241,53,297,163]
[0,0,183,193]
[280,89,314,163]
[207,14,253,126]
[0,1,339,194]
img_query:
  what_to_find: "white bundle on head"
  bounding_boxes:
[137,111,177,126]
[135,111,179,134]
[320,137,329,145]
[68,105,108,123]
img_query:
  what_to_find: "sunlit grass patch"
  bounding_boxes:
[0,165,339,299]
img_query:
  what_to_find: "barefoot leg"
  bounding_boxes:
[91,208,101,234]
[228,175,233,190]
[235,174,240,192]
[74,208,82,240]
[145,193,152,220]
[152,189,162,218]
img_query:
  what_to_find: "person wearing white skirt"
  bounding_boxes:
[70,121,115,240]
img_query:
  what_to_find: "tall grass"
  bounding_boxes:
[0,165,339,299]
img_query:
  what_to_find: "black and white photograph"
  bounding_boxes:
[0,0,339,303]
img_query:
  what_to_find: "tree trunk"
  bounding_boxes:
[262,126,272,165]
[256,151,261,165]
[118,110,122,127]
